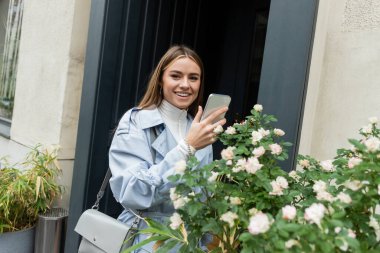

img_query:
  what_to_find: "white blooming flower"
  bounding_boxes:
[282,205,296,220]
[378,185,380,195]
[174,160,187,175]
[316,191,334,202]
[296,166,305,173]
[221,146,235,160]
[226,160,233,165]
[253,104,263,112]
[173,196,189,209]
[232,166,243,173]
[230,197,242,205]
[269,181,283,196]
[213,125,224,134]
[348,229,356,238]
[364,137,380,152]
[220,211,238,228]
[236,158,246,167]
[252,146,265,157]
[169,212,183,230]
[258,128,270,137]
[289,171,300,182]
[361,124,373,134]
[273,128,285,136]
[251,131,263,144]
[244,157,263,174]
[313,180,327,193]
[248,212,271,235]
[336,192,352,204]
[170,188,179,201]
[299,159,310,168]
[269,143,282,155]
[335,227,341,233]
[320,160,335,172]
[249,208,259,216]
[234,120,247,126]
[375,204,380,215]
[369,116,378,124]
[188,191,195,197]
[369,216,380,241]
[225,126,236,135]
[285,239,299,249]
[304,203,326,225]
[208,171,219,183]
[344,180,363,191]
[276,176,288,189]
[348,157,362,169]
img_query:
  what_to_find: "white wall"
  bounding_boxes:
[0,0,91,208]
[299,0,380,160]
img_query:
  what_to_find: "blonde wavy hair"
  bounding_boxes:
[138,45,204,116]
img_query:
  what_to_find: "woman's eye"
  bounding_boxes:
[189,76,199,81]
[171,75,180,79]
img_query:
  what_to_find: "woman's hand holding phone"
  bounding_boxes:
[186,106,228,150]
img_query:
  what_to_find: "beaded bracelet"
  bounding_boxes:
[184,138,194,158]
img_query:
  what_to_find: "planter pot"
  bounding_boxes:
[0,226,35,253]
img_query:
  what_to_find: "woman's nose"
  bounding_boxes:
[179,78,190,88]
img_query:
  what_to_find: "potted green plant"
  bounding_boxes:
[0,144,64,252]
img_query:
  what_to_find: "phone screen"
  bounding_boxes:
[201,94,231,123]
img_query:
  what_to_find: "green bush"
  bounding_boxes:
[126,106,380,253]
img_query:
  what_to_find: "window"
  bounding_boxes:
[0,0,23,123]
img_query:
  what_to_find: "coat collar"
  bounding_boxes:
[135,106,193,129]
[135,107,164,130]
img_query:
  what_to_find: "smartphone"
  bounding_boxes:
[201,93,231,123]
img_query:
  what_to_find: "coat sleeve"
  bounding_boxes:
[109,110,187,210]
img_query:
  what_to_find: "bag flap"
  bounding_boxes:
[75,209,130,253]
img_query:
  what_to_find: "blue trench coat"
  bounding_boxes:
[109,107,213,252]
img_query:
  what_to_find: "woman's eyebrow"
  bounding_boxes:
[168,70,182,74]
[169,70,200,76]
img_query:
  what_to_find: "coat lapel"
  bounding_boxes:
[151,127,175,159]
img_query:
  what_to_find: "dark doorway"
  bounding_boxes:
[196,1,270,124]
[194,1,270,156]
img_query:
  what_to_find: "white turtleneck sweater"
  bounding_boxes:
[158,100,195,158]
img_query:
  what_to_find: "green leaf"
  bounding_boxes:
[155,239,181,253]
[188,202,203,216]
[282,223,301,232]
[122,235,168,253]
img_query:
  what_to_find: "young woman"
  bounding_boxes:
[109,45,227,252]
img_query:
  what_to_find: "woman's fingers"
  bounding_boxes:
[187,106,228,150]
[193,106,203,123]
[212,118,227,129]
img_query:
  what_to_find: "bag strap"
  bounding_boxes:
[92,126,159,210]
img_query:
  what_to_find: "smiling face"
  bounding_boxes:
[161,57,201,110]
